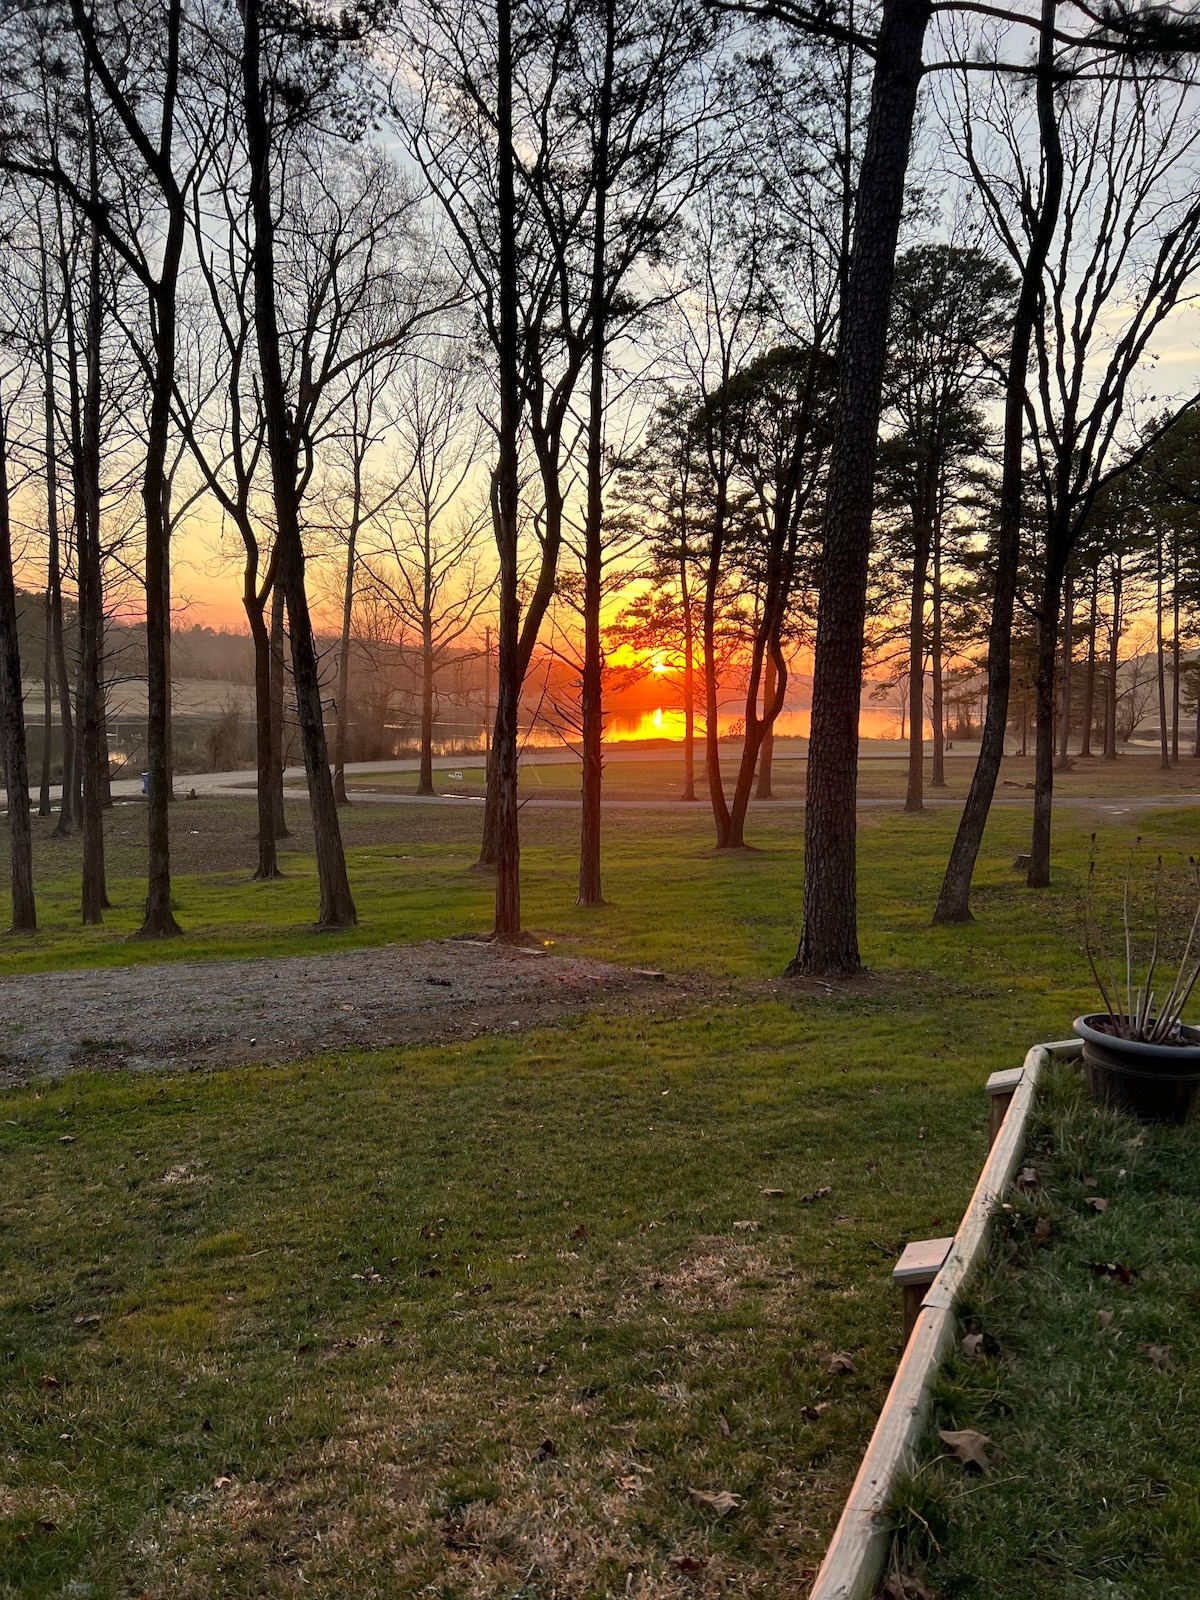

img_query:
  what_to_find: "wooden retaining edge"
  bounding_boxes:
[808,1036,1084,1600]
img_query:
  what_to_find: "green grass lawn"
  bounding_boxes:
[891,1058,1200,1599]
[2,789,1200,1595]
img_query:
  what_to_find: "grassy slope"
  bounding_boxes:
[894,1059,1200,1600]
[0,788,1198,1595]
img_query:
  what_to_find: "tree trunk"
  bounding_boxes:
[242,0,355,930]
[905,500,932,811]
[681,565,696,801]
[1056,559,1073,769]
[269,579,289,835]
[78,150,108,924]
[1079,561,1097,756]
[135,173,185,937]
[1156,541,1169,771]
[419,607,435,797]
[1171,533,1180,763]
[490,0,523,938]
[39,590,52,817]
[755,652,775,800]
[930,525,945,786]
[933,0,1062,923]
[1027,549,1065,888]
[702,513,730,846]
[1104,557,1121,760]
[789,0,931,975]
[0,405,36,931]
[247,573,278,880]
[577,0,615,909]
[334,515,356,805]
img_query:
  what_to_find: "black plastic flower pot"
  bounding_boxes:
[1073,1014,1200,1125]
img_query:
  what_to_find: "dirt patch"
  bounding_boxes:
[0,941,672,1085]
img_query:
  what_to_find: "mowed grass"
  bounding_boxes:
[345,746,1200,804]
[892,1058,1200,1599]
[1,784,1200,1594]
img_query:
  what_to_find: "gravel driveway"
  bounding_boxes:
[0,941,663,1085]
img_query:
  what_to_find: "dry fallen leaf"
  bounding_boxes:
[1091,1260,1134,1285]
[800,1402,831,1421]
[616,1473,646,1495]
[827,1351,857,1376]
[1085,1197,1109,1214]
[732,1220,760,1232]
[800,1186,833,1203]
[1139,1343,1176,1373]
[1034,1216,1053,1246]
[961,1332,985,1360]
[58,1135,75,1144]
[761,1187,786,1198]
[939,1428,994,1473]
[72,1313,101,1327]
[688,1487,742,1516]
[669,1554,708,1574]
[213,1476,233,1490]
[717,1413,730,1436]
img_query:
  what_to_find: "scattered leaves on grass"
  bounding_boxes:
[717,1414,730,1436]
[800,1186,833,1203]
[1034,1217,1053,1247]
[760,1187,786,1197]
[212,1476,233,1490]
[687,1487,742,1516]
[732,1220,760,1232]
[570,1223,588,1241]
[1085,1197,1109,1214]
[1098,1309,1114,1329]
[532,1438,557,1461]
[1139,1344,1176,1373]
[800,1402,831,1421]
[939,1428,996,1474]
[827,1351,857,1376]
[58,1135,75,1144]
[616,1473,647,1495]
[72,1312,101,1326]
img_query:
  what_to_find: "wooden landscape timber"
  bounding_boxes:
[808,1036,1083,1600]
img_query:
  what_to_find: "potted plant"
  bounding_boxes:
[1075,846,1200,1124]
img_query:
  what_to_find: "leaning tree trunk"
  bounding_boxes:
[242,0,355,930]
[0,406,36,931]
[933,0,1062,923]
[788,0,932,975]
[702,497,731,847]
